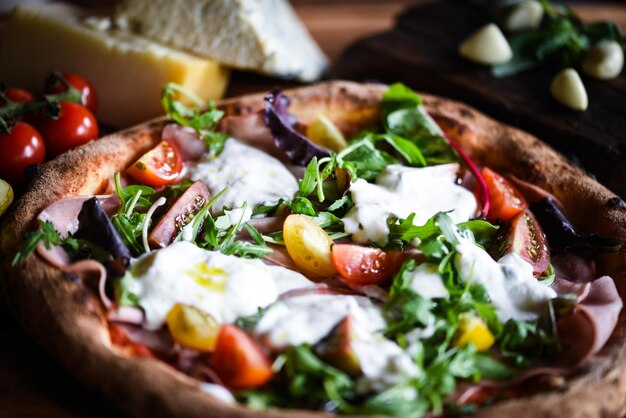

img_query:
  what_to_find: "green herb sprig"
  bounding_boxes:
[161,83,227,155]
[11,220,78,266]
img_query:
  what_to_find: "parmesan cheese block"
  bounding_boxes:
[0,3,230,128]
[115,0,328,82]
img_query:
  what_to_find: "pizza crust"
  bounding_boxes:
[1,81,626,418]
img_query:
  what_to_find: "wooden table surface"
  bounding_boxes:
[1,1,625,418]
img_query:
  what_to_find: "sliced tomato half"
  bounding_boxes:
[126,140,184,187]
[210,325,273,390]
[482,167,528,223]
[332,244,404,285]
[497,209,550,275]
[148,180,210,248]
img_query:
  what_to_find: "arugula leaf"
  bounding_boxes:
[111,212,146,256]
[381,82,423,119]
[384,259,436,335]
[381,133,427,167]
[234,307,268,333]
[114,272,140,307]
[11,220,71,266]
[183,196,273,259]
[337,133,397,181]
[161,82,227,154]
[114,172,155,214]
[474,353,514,381]
[340,383,428,418]
[457,219,499,247]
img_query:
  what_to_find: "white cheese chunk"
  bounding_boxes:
[125,241,312,330]
[342,163,477,246]
[454,237,556,322]
[115,0,328,81]
[0,3,229,128]
[189,139,298,214]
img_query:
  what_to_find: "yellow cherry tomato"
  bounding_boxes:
[283,214,337,278]
[0,179,13,217]
[165,303,219,351]
[455,313,495,351]
[306,114,348,152]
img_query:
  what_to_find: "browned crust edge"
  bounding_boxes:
[1,81,626,418]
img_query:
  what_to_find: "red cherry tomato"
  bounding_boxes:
[0,122,46,186]
[332,244,404,285]
[2,87,34,104]
[210,325,273,390]
[126,140,184,187]
[482,167,528,223]
[36,101,99,159]
[46,73,98,114]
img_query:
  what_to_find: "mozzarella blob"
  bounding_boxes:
[125,241,312,330]
[455,237,556,322]
[189,139,298,214]
[342,163,477,245]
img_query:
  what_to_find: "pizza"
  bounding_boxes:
[2,81,626,418]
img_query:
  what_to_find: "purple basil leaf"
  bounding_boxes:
[264,89,329,166]
[75,197,131,276]
[530,197,621,253]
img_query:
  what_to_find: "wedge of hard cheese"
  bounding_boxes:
[115,0,328,82]
[0,3,230,128]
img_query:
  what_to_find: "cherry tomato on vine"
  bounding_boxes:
[0,122,46,186]
[46,72,98,114]
[126,140,184,187]
[36,101,99,158]
[1,87,34,104]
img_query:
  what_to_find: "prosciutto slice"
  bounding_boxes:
[456,275,622,404]
[35,194,122,308]
[36,194,120,268]
[162,124,206,161]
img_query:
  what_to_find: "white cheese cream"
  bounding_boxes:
[189,138,298,215]
[254,293,418,393]
[407,263,450,300]
[124,241,313,330]
[454,236,556,322]
[342,163,477,246]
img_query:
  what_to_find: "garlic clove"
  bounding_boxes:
[503,0,544,32]
[550,68,588,111]
[582,40,624,80]
[459,23,513,65]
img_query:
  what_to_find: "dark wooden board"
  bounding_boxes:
[333,0,626,198]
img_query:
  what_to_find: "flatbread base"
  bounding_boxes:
[2,81,626,418]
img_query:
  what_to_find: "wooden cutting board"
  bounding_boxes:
[333,0,626,199]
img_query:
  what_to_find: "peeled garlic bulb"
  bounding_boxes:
[503,0,544,32]
[582,40,624,80]
[459,23,512,65]
[550,68,588,111]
